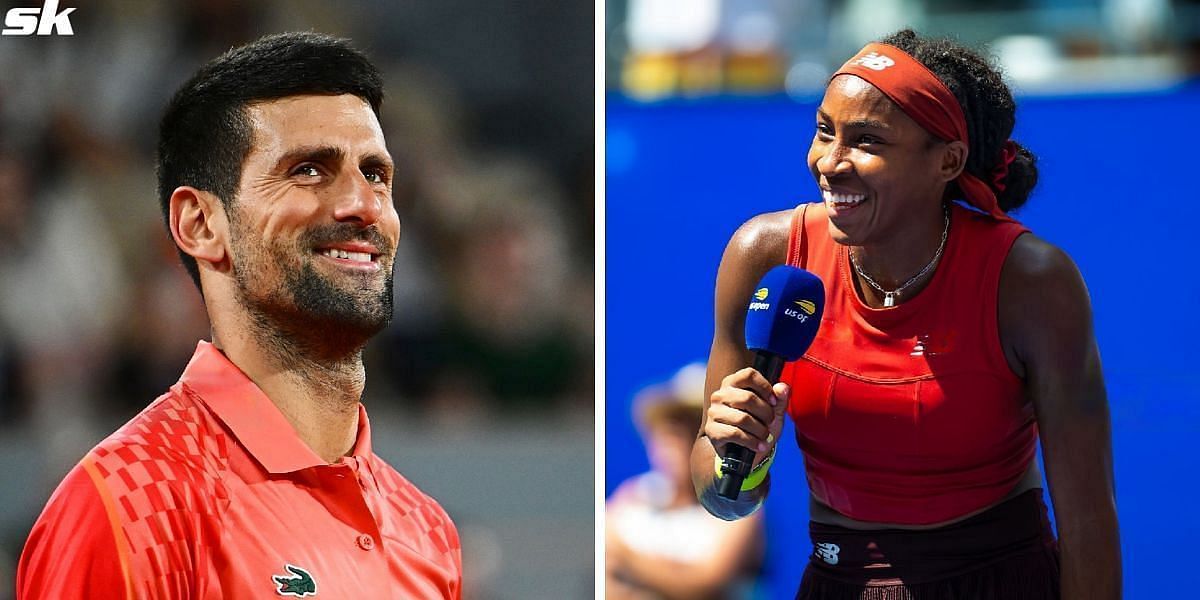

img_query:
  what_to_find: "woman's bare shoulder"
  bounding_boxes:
[723,207,809,271]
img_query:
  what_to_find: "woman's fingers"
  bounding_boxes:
[705,368,785,452]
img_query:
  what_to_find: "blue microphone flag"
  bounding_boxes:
[744,265,825,361]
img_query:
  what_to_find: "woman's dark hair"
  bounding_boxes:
[156,32,384,291]
[878,29,1037,212]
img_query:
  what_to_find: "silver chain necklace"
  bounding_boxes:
[849,205,950,308]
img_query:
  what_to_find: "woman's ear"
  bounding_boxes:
[939,140,968,182]
[169,186,229,269]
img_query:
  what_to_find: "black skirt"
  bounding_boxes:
[795,489,1060,599]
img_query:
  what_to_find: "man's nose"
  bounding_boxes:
[332,168,383,226]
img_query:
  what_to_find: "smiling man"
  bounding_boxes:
[16,33,462,599]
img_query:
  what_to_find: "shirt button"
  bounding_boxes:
[356,534,375,551]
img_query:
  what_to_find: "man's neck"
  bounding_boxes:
[211,318,366,464]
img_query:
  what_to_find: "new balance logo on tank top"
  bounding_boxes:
[782,202,1036,525]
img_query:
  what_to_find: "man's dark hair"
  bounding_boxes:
[156,31,384,291]
[878,29,1038,213]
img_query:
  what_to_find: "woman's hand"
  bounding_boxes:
[691,210,794,520]
[704,367,789,468]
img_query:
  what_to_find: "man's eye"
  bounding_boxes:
[293,165,321,177]
[363,169,388,184]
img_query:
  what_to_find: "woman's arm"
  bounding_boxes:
[1000,234,1121,599]
[691,210,793,520]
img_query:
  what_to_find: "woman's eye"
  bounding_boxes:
[816,123,833,136]
[858,135,882,145]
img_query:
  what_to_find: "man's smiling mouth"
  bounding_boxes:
[317,248,376,263]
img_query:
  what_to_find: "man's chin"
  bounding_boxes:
[301,298,392,335]
[238,264,393,349]
[268,304,391,359]
[293,270,391,320]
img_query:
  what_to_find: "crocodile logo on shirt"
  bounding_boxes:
[273,564,317,597]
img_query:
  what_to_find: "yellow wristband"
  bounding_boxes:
[713,436,776,492]
[739,444,776,491]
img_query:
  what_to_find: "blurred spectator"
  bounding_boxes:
[364,62,593,418]
[102,223,211,416]
[610,0,1197,98]
[428,157,589,420]
[0,152,32,423]
[0,145,127,466]
[619,0,791,99]
[606,363,765,599]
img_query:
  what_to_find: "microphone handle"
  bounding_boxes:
[716,352,786,499]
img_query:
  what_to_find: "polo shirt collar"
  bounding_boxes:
[178,341,374,474]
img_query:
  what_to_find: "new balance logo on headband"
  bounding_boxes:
[853,52,895,71]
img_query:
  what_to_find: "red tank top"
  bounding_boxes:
[781,202,1036,525]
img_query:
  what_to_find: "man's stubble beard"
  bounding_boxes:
[229,219,395,366]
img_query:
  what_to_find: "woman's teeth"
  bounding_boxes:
[823,190,866,207]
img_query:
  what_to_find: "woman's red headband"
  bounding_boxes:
[832,42,1017,222]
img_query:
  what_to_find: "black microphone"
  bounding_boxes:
[717,265,825,500]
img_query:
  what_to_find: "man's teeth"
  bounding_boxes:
[320,249,373,262]
[823,190,867,207]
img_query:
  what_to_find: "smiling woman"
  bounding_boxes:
[691,29,1120,600]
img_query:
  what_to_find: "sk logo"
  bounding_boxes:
[815,542,840,565]
[853,52,895,71]
[2,0,75,36]
[273,564,317,597]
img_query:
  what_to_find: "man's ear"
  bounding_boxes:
[939,140,968,182]
[169,186,228,269]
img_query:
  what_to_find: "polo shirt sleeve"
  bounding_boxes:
[17,463,130,599]
[18,453,211,600]
[445,516,464,599]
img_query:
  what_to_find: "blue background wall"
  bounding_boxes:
[605,82,1200,598]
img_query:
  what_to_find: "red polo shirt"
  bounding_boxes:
[17,341,462,599]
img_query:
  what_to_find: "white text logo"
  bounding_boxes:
[853,52,894,71]
[3,0,76,36]
[783,307,810,323]
[815,542,840,565]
